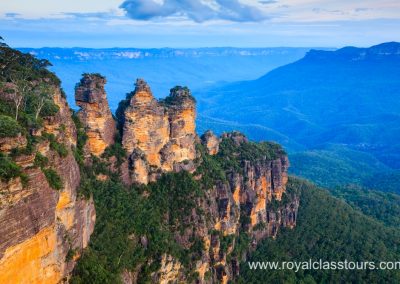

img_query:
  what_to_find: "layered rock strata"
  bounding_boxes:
[0,88,95,284]
[75,73,115,156]
[121,79,196,184]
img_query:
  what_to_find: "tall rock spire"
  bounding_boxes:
[120,79,197,184]
[75,73,116,156]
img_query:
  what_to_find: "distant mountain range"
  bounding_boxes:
[18,47,314,110]
[195,42,400,192]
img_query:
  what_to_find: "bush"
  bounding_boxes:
[43,168,63,190]
[0,153,22,181]
[50,140,68,157]
[40,100,59,117]
[34,152,48,168]
[0,115,22,137]
[43,133,68,157]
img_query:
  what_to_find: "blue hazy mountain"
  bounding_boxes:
[195,42,400,176]
[18,47,312,110]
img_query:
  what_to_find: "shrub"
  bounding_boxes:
[43,133,68,157]
[43,168,63,190]
[50,140,68,157]
[34,152,48,168]
[0,115,22,137]
[0,153,22,181]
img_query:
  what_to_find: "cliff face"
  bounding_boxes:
[168,132,298,283]
[75,74,115,157]
[121,79,196,184]
[121,132,298,284]
[0,88,95,283]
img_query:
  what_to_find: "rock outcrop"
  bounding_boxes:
[0,88,95,284]
[178,132,298,283]
[75,73,115,156]
[201,130,220,155]
[121,79,196,184]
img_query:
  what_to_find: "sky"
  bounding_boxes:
[1,0,400,48]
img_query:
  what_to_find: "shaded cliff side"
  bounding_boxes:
[0,44,95,283]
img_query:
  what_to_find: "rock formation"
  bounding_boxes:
[75,73,115,156]
[172,132,298,283]
[201,130,220,155]
[0,88,95,284]
[120,79,196,184]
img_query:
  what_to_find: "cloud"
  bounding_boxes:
[119,0,269,22]
[258,0,277,4]
[63,12,118,19]
[5,13,20,18]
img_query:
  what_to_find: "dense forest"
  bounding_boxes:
[240,179,400,283]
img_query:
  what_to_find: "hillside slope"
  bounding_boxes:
[196,42,400,171]
[240,178,400,283]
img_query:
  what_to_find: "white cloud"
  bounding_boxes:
[119,0,269,23]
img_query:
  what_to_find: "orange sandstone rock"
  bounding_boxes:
[121,79,197,184]
[75,73,115,156]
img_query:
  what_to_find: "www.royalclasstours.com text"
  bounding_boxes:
[247,260,400,272]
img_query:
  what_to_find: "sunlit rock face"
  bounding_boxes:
[121,79,197,184]
[142,132,298,284]
[75,73,116,157]
[0,89,95,284]
[201,130,220,155]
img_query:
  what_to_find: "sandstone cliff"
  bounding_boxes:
[120,79,196,184]
[0,87,95,284]
[161,132,298,283]
[116,131,298,284]
[75,73,115,157]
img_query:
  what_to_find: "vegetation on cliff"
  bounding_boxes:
[71,133,290,283]
[240,178,400,283]
[0,41,66,188]
[0,153,25,182]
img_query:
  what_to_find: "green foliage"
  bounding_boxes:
[363,170,400,194]
[43,133,68,157]
[0,153,23,182]
[102,142,126,167]
[82,72,105,80]
[0,42,60,131]
[43,168,63,190]
[220,235,235,252]
[0,115,22,137]
[0,43,58,85]
[71,112,88,166]
[195,134,285,189]
[115,93,132,138]
[216,135,285,173]
[66,248,77,262]
[195,144,227,188]
[330,185,400,228]
[72,171,206,283]
[240,177,400,283]
[161,86,196,105]
[34,152,49,168]
[289,144,390,188]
